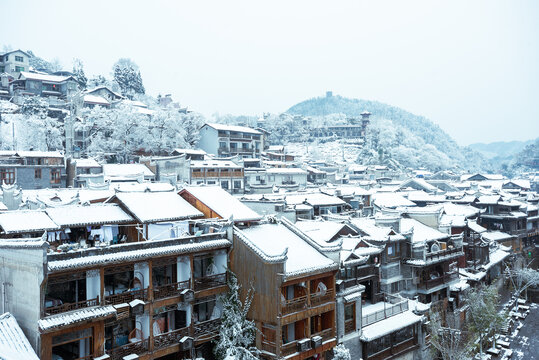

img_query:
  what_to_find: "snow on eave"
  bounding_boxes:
[0,312,39,360]
[0,238,47,249]
[360,311,423,342]
[47,238,231,272]
[38,305,116,332]
[233,226,288,264]
[281,217,342,253]
[285,262,339,281]
[204,122,262,135]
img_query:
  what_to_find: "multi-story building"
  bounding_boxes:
[474,195,527,253]
[11,71,79,101]
[232,218,339,360]
[198,123,264,158]
[0,192,232,360]
[0,50,30,77]
[0,150,66,189]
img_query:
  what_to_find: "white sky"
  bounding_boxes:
[1,0,538,145]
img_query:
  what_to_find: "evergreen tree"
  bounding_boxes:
[113,58,145,98]
[333,344,352,360]
[72,58,88,89]
[214,271,258,360]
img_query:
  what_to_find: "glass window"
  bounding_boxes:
[0,169,15,185]
[35,168,41,179]
[15,66,24,72]
[344,304,354,321]
[15,56,24,62]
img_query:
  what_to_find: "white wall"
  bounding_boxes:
[197,126,218,156]
[86,269,100,300]
[177,256,191,282]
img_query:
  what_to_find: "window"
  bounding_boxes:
[0,66,4,73]
[0,169,15,185]
[15,56,24,62]
[15,66,24,72]
[387,245,393,255]
[35,169,41,179]
[220,180,229,189]
[51,169,61,184]
[344,303,354,321]
[233,180,241,189]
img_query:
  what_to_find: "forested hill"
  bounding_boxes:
[286,94,489,171]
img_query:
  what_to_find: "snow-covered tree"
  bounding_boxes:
[182,112,205,147]
[72,58,87,89]
[113,58,145,98]
[467,285,506,356]
[428,310,472,360]
[214,270,258,360]
[332,344,351,360]
[504,265,539,310]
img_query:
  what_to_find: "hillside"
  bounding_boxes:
[469,139,536,160]
[286,94,489,172]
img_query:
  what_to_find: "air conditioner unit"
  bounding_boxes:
[311,335,322,348]
[297,338,311,352]
[180,288,194,303]
[179,336,194,350]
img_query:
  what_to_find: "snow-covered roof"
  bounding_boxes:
[266,167,307,175]
[406,191,446,203]
[239,223,337,278]
[48,238,230,272]
[102,164,154,177]
[204,123,262,135]
[360,310,423,341]
[190,160,242,169]
[481,231,512,242]
[180,186,262,222]
[399,178,438,192]
[476,195,502,205]
[443,203,480,218]
[449,279,470,292]
[350,218,405,242]
[286,193,345,207]
[83,94,110,105]
[74,158,101,168]
[0,210,60,234]
[18,71,72,83]
[467,220,487,234]
[372,192,416,208]
[38,306,116,332]
[112,182,175,193]
[400,218,449,244]
[0,150,64,159]
[45,204,133,227]
[295,220,351,244]
[114,192,203,223]
[0,312,39,360]
[173,148,207,155]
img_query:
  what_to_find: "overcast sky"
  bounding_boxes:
[2,0,538,145]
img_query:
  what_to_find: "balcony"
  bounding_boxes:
[362,296,409,327]
[153,327,190,351]
[281,340,298,357]
[106,338,149,360]
[425,247,463,263]
[105,288,149,305]
[45,296,99,316]
[310,288,333,307]
[194,273,226,292]
[231,170,243,177]
[206,171,219,178]
[418,273,457,290]
[153,280,190,300]
[193,318,221,341]
[282,295,308,315]
[312,328,335,342]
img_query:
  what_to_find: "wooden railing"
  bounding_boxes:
[418,273,457,290]
[194,273,226,291]
[310,289,333,307]
[153,327,190,351]
[106,338,149,360]
[153,280,190,300]
[313,328,335,343]
[105,288,149,305]
[193,318,221,341]
[231,171,243,177]
[282,295,308,315]
[425,247,462,263]
[281,340,298,357]
[45,296,99,316]
[261,340,277,355]
[344,319,355,334]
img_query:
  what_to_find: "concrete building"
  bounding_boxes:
[198,123,264,158]
[0,151,66,189]
[0,50,31,78]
